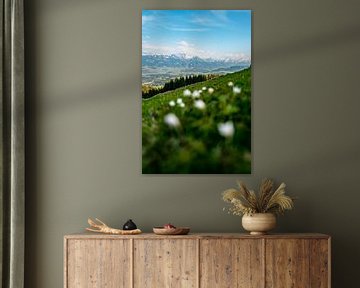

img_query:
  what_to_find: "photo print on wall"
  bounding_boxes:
[142,10,252,174]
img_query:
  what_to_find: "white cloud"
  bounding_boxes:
[167,26,209,32]
[142,15,154,25]
[191,16,216,27]
[142,40,251,62]
[176,41,207,58]
[142,43,173,55]
[210,10,229,23]
[191,11,230,28]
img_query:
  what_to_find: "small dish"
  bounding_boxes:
[153,227,190,235]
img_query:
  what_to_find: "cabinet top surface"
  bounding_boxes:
[64,232,330,240]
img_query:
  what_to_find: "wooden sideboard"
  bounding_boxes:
[64,233,331,288]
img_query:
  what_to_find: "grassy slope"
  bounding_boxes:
[142,68,251,174]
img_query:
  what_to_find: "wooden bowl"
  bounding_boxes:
[153,227,190,235]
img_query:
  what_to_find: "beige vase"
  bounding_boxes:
[242,213,276,235]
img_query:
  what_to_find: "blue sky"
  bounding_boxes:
[142,10,251,62]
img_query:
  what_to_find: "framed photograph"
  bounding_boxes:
[142,10,251,174]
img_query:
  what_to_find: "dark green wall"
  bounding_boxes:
[25,0,360,287]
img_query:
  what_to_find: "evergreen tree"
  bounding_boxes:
[142,73,211,99]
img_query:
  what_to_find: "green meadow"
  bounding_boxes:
[142,68,251,174]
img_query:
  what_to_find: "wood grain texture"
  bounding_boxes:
[133,239,197,288]
[200,239,264,288]
[265,239,310,288]
[64,234,331,288]
[66,239,131,288]
[310,239,329,288]
[65,233,330,240]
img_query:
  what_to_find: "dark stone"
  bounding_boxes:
[123,219,137,230]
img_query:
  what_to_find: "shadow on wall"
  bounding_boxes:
[43,76,137,112]
[39,22,360,112]
[40,0,213,10]
[276,142,360,288]
[257,23,360,63]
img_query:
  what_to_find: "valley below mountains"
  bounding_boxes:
[142,54,250,85]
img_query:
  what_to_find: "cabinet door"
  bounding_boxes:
[309,239,330,288]
[134,239,198,288]
[266,239,310,288]
[66,239,131,288]
[200,239,264,288]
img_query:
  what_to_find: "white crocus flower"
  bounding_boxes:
[202,86,207,91]
[218,121,235,138]
[179,102,185,108]
[228,81,234,87]
[194,100,206,110]
[164,113,180,128]
[183,89,192,97]
[208,87,214,94]
[169,100,175,107]
[177,98,183,104]
[192,90,201,98]
[233,86,241,94]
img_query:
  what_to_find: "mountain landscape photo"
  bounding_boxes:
[142,10,252,174]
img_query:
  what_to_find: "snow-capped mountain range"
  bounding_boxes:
[142,54,250,70]
[142,54,250,85]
